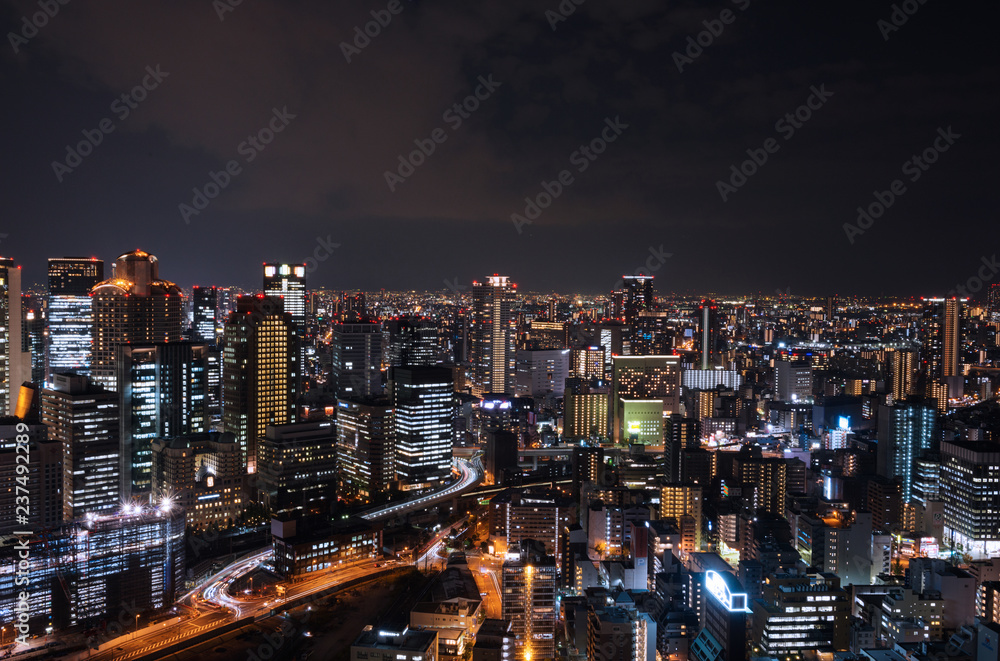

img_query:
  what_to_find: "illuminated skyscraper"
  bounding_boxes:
[470,275,517,397]
[191,285,218,344]
[263,263,307,326]
[335,397,394,503]
[699,299,723,369]
[888,348,917,401]
[611,355,681,443]
[118,342,209,497]
[331,315,383,398]
[47,257,103,381]
[222,296,298,473]
[0,257,30,415]
[615,275,654,324]
[877,399,937,502]
[501,539,558,661]
[384,316,439,367]
[40,373,119,520]
[90,250,184,392]
[392,365,453,490]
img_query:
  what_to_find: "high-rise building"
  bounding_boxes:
[47,257,104,381]
[263,263,307,326]
[877,399,937,503]
[470,276,517,396]
[690,571,749,661]
[0,420,63,535]
[335,398,394,504]
[664,414,700,484]
[614,275,654,324]
[151,431,243,529]
[331,315,383,399]
[191,285,218,344]
[587,606,656,661]
[611,355,681,443]
[384,316,439,367]
[257,421,338,516]
[750,573,850,656]
[733,450,788,517]
[698,299,724,369]
[40,373,119,520]
[223,296,298,473]
[569,345,604,380]
[489,487,574,563]
[0,258,31,415]
[118,342,209,497]
[941,439,1000,559]
[90,250,184,392]
[514,348,570,397]
[564,378,610,441]
[774,360,812,402]
[392,365,454,490]
[888,348,917,401]
[22,295,46,384]
[501,539,558,661]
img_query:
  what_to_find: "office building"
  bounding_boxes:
[336,398,394,504]
[393,365,454,490]
[89,250,184,392]
[750,573,850,656]
[877,399,937,503]
[514,348,570,397]
[470,275,517,397]
[664,415,700,483]
[0,257,30,415]
[222,295,298,473]
[774,360,812,403]
[698,299,723,369]
[0,419,63,535]
[47,258,104,380]
[257,421,338,515]
[612,355,681,444]
[941,439,1000,559]
[263,263,307,326]
[689,570,749,661]
[151,431,243,529]
[272,515,381,578]
[501,539,558,661]
[191,285,218,344]
[331,315,383,398]
[40,373,119,520]
[117,342,210,497]
[485,429,518,486]
[570,345,604,380]
[614,275,654,324]
[385,316,440,367]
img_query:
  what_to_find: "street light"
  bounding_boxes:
[134,614,140,639]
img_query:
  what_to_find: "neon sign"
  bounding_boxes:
[705,570,750,613]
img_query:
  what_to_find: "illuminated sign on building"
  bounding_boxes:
[704,570,751,613]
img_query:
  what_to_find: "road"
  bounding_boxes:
[361,457,482,521]
[467,552,503,619]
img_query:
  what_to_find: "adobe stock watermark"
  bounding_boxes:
[384,74,502,192]
[51,65,170,182]
[511,116,629,234]
[340,0,413,63]
[612,245,672,291]
[843,126,960,244]
[546,0,586,31]
[878,0,930,41]
[716,84,833,202]
[304,236,341,275]
[179,106,297,224]
[214,0,244,21]
[672,0,752,73]
[7,0,71,54]
[947,255,1000,299]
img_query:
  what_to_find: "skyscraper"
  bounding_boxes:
[0,257,30,415]
[90,250,184,392]
[501,539,558,661]
[47,257,104,381]
[699,299,723,369]
[384,316,439,367]
[888,348,917,401]
[617,275,654,324]
[222,296,298,473]
[877,399,937,503]
[258,421,338,516]
[40,373,119,520]
[335,397,394,503]
[263,263,307,326]
[118,342,210,496]
[611,355,681,443]
[470,275,517,396]
[331,314,383,398]
[392,365,454,490]
[191,285,218,344]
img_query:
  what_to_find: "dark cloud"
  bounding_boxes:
[0,0,997,295]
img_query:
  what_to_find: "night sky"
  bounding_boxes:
[1,0,997,296]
